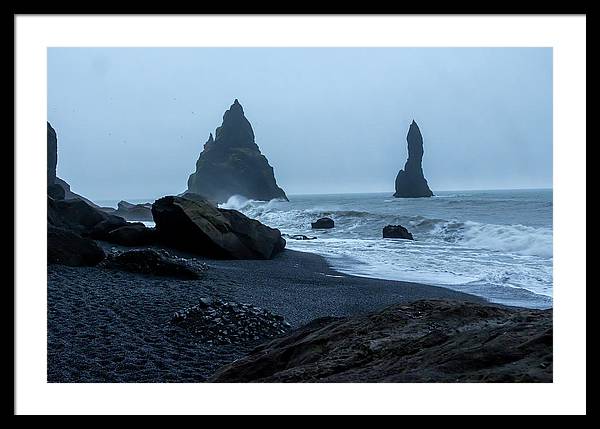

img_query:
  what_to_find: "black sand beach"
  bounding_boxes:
[47,247,486,383]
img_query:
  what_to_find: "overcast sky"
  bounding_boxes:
[48,47,552,202]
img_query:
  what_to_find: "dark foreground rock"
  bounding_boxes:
[152,195,286,259]
[311,217,334,229]
[173,298,291,345]
[209,299,552,382]
[106,223,157,246]
[47,225,106,266]
[100,248,206,279]
[48,196,128,240]
[383,224,414,240]
[394,120,434,198]
[186,99,288,203]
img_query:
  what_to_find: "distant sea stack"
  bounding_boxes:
[394,120,434,198]
[186,99,288,204]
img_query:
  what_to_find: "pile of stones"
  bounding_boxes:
[172,298,291,345]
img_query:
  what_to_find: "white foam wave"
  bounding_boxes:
[456,221,553,258]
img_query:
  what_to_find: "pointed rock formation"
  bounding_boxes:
[394,120,434,198]
[187,99,288,204]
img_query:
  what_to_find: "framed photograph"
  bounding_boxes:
[14,13,586,415]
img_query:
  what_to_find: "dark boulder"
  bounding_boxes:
[284,234,317,240]
[48,196,128,240]
[311,217,334,229]
[186,99,288,203]
[100,248,204,279]
[382,224,414,240]
[106,223,157,246]
[394,120,434,198]
[47,225,105,266]
[152,195,285,259]
[209,299,553,383]
[179,192,219,207]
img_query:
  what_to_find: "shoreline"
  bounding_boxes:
[48,246,489,382]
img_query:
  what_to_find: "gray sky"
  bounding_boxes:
[48,48,552,201]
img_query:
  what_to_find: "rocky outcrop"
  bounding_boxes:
[47,183,66,200]
[209,299,553,383]
[311,217,334,229]
[48,196,128,240]
[394,120,434,198]
[383,225,414,240]
[53,177,100,207]
[105,223,157,246]
[47,122,58,187]
[47,122,102,206]
[179,192,219,207]
[186,99,288,204]
[101,200,154,221]
[100,248,205,279]
[47,225,106,266]
[151,195,286,259]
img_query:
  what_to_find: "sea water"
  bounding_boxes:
[97,189,553,309]
[220,189,553,309]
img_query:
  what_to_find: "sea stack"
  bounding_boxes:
[394,120,434,198]
[186,99,288,204]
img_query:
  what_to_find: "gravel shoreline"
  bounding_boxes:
[47,247,486,382]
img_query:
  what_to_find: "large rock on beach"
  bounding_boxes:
[311,217,334,229]
[186,99,288,204]
[47,225,106,266]
[394,120,434,198]
[152,195,286,259]
[209,299,553,383]
[106,223,157,246]
[48,196,128,240]
[100,248,205,279]
[383,224,414,240]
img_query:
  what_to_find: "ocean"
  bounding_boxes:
[97,189,553,309]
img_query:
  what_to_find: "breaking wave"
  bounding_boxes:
[213,191,553,307]
[224,196,552,259]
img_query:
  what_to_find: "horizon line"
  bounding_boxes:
[90,186,553,204]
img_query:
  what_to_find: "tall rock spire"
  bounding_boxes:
[187,99,288,203]
[393,120,434,198]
